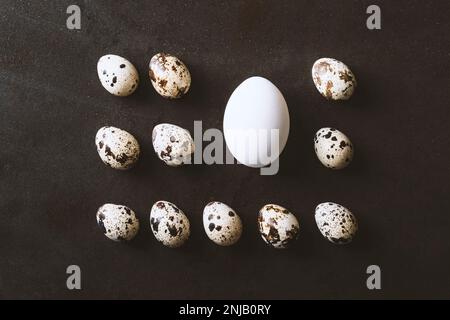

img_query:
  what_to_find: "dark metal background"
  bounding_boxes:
[0,0,449,299]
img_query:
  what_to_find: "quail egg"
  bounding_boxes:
[315,202,358,244]
[96,204,140,241]
[258,204,300,249]
[203,201,243,246]
[150,201,190,248]
[312,57,356,100]
[314,127,353,169]
[152,123,195,166]
[149,53,191,99]
[95,126,140,170]
[97,54,139,97]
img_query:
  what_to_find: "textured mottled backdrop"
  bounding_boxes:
[0,0,449,299]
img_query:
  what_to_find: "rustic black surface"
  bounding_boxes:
[0,0,449,299]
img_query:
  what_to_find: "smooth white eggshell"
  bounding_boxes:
[223,76,290,168]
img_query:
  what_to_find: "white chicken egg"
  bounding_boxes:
[223,76,290,168]
[95,126,140,170]
[203,201,243,246]
[97,54,139,97]
[315,202,358,244]
[314,127,353,169]
[96,204,140,241]
[152,123,195,167]
[312,57,356,100]
[258,204,299,249]
[150,201,190,248]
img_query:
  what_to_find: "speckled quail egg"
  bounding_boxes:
[96,204,140,241]
[315,202,358,244]
[95,126,140,170]
[97,54,139,97]
[312,58,356,100]
[203,201,243,246]
[314,127,353,170]
[150,201,190,248]
[258,204,300,249]
[152,123,195,166]
[149,53,191,99]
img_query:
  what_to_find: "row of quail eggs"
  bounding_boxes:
[97,201,358,247]
[97,53,357,102]
[95,124,195,170]
[95,124,353,171]
[311,58,357,169]
[97,53,191,98]
[96,54,356,170]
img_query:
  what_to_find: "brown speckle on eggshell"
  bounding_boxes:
[149,53,191,99]
[312,58,356,100]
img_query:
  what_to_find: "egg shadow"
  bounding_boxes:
[345,67,382,111]
[344,211,379,254]
[284,219,320,260]
[342,143,371,178]
[179,61,216,111]
[125,221,156,252]
[276,92,317,181]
